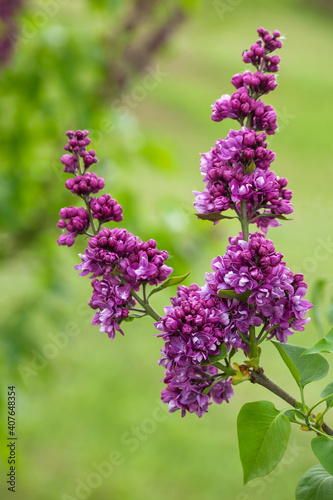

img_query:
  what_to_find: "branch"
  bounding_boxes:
[250,369,333,436]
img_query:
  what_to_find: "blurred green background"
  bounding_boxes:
[1,0,333,499]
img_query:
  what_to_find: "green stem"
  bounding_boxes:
[308,394,333,416]
[249,325,258,358]
[127,286,161,322]
[240,201,249,241]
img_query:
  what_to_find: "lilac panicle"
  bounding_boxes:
[193,128,292,232]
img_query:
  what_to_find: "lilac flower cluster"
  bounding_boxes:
[90,195,123,223]
[158,232,312,416]
[203,232,312,343]
[57,207,90,247]
[61,130,98,174]
[194,127,293,232]
[159,28,312,418]
[89,276,135,340]
[210,27,282,133]
[243,28,282,72]
[157,284,236,417]
[161,364,234,418]
[58,130,173,339]
[211,89,277,135]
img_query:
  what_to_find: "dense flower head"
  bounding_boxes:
[243,28,283,72]
[75,227,139,277]
[193,127,292,231]
[57,207,90,247]
[203,232,313,343]
[211,89,277,134]
[118,238,173,288]
[231,71,277,96]
[90,194,123,223]
[161,364,234,417]
[88,275,135,340]
[157,283,242,416]
[65,172,105,196]
[64,130,92,154]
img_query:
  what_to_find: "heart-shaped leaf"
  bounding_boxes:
[237,401,291,484]
[303,328,333,355]
[272,341,329,388]
[312,437,333,475]
[296,465,333,500]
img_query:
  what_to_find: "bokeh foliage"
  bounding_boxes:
[0,0,333,499]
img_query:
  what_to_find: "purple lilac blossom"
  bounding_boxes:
[203,232,313,343]
[161,364,234,417]
[88,275,135,340]
[243,28,282,72]
[193,127,292,232]
[90,194,123,223]
[57,207,90,247]
[75,227,139,278]
[118,239,173,288]
[65,172,105,195]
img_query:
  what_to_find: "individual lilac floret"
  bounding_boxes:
[65,172,105,196]
[75,227,139,277]
[243,28,283,73]
[118,239,173,288]
[88,275,135,340]
[90,194,123,223]
[57,207,90,247]
[161,364,234,417]
[203,232,313,343]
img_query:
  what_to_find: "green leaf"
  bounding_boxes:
[272,341,329,388]
[148,272,191,298]
[237,401,291,484]
[245,162,255,174]
[252,213,292,221]
[201,344,228,366]
[195,212,237,222]
[283,409,302,424]
[296,465,333,500]
[312,437,333,475]
[321,382,333,408]
[303,328,333,355]
[217,289,251,302]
